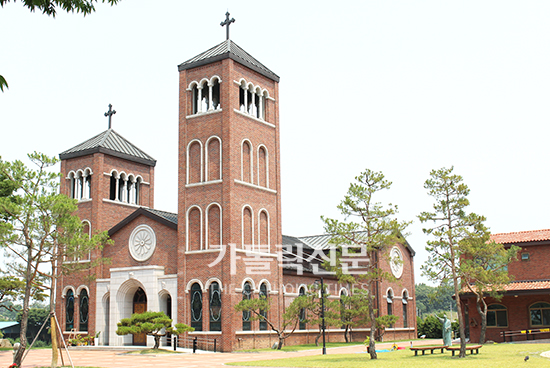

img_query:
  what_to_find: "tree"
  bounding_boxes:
[322,169,410,359]
[340,290,371,342]
[0,276,25,311]
[17,306,50,343]
[0,0,120,92]
[415,282,455,316]
[419,166,487,357]
[299,283,341,346]
[235,294,305,350]
[461,236,519,343]
[0,152,111,367]
[116,311,193,349]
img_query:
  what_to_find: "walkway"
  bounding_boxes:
[0,339,444,368]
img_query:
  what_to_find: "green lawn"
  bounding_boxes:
[237,342,362,353]
[228,343,550,368]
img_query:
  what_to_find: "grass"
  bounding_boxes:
[237,342,362,353]
[227,343,550,367]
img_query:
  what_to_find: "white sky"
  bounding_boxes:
[1,1,549,285]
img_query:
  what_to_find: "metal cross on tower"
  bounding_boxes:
[220,11,235,40]
[104,104,116,129]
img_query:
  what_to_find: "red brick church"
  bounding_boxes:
[55,16,416,351]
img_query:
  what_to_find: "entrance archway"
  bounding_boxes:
[133,287,147,345]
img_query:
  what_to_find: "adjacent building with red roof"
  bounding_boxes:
[460,229,550,342]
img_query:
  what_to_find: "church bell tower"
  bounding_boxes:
[176,14,283,351]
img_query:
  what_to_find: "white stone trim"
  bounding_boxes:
[185,179,222,188]
[189,331,223,335]
[102,199,142,209]
[128,224,156,262]
[185,249,221,255]
[76,285,90,296]
[241,277,256,292]
[234,179,277,194]
[185,279,205,293]
[205,277,224,292]
[62,285,76,297]
[233,109,276,128]
[186,108,223,119]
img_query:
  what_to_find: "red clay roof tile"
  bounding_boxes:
[490,229,550,244]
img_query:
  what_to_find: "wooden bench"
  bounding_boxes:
[410,346,446,356]
[445,345,482,356]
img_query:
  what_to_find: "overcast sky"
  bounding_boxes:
[1,1,549,285]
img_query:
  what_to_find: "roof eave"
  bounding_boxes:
[178,52,280,83]
[59,147,157,167]
[109,208,177,237]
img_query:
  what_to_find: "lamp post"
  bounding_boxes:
[316,277,327,355]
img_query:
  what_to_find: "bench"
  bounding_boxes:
[445,345,482,356]
[410,346,446,356]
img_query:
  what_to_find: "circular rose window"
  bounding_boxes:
[390,246,403,279]
[129,224,156,262]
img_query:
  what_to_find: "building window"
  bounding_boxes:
[108,170,142,204]
[299,287,306,330]
[189,77,222,115]
[239,80,267,120]
[79,289,89,332]
[386,289,393,317]
[402,290,408,328]
[66,289,74,331]
[209,282,222,331]
[487,304,508,327]
[259,283,268,331]
[242,282,252,331]
[530,302,550,327]
[69,168,92,200]
[190,283,203,331]
[521,252,530,261]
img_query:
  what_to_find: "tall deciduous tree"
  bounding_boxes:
[116,311,193,349]
[461,236,519,343]
[0,152,110,367]
[419,166,486,358]
[322,169,410,359]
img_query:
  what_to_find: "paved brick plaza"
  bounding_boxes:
[0,340,442,368]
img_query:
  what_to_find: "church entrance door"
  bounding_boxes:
[132,288,147,345]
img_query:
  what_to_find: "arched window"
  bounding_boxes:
[299,287,306,330]
[257,146,268,187]
[206,203,222,249]
[187,140,203,184]
[190,77,221,115]
[190,283,203,331]
[79,289,89,331]
[530,302,550,327]
[187,206,202,251]
[118,173,127,202]
[242,281,252,331]
[402,290,409,328]
[109,171,118,201]
[242,206,253,249]
[66,289,74,331]
[258,210,269,252]
[259,283,268,330]
[205,137,221,182]
[239,81,267,120]
[241,140,252,183]
[209,282,222,331]
[69,169,92,200]
[487,304,508,327]
[386,289,393,317]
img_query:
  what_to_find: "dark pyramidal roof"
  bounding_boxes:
[59,129,156,167]
[178,39,279,82]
